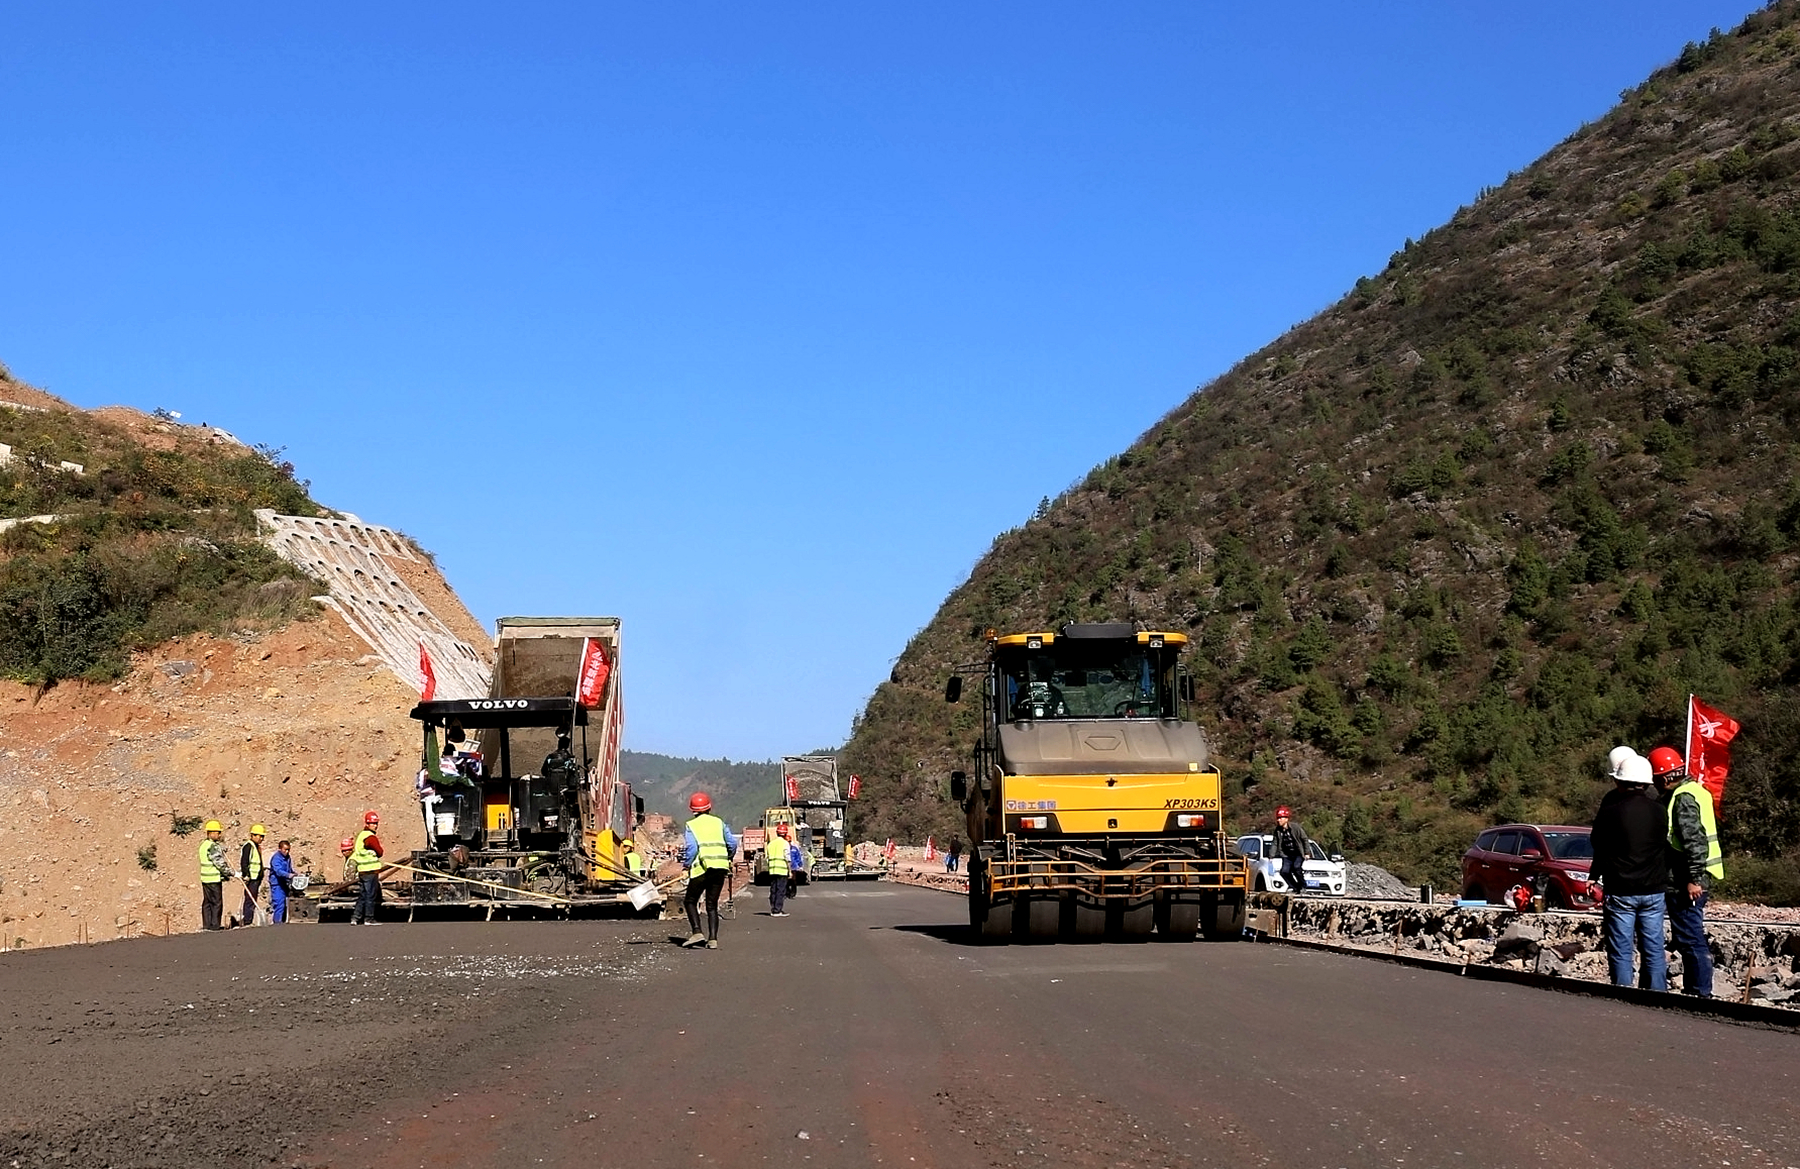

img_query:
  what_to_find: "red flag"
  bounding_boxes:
[418,641,437,702]
[785,775,800,802]
[575,638,611,708]
[883,838,896,861]
[924,835,937,861]
[1686,695,1741,808]
[848,774,862,799]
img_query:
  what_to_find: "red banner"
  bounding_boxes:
[848,774,861,799]
[1687,695,1741,808]
[785,776,800,802]
[418,641,436,702]
[575,638,611,708]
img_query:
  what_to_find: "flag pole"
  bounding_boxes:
[1686,692,1696,775]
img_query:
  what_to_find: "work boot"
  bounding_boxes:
[682,933,707,948]
[705,939,719,949]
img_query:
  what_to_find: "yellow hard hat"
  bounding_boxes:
[250,823,267,836]
[621,839,634,850]
[204,819,223,833]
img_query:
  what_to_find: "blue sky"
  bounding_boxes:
[0,2,1760,758]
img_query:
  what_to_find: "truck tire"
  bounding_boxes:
[1114,898,1154,941]
[974,895,1014,943]
[1024,894,1061,943]
[1156,897,1200,942]
[1202,893,1246,940]
[1071,895,1106,943]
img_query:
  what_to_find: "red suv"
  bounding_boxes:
[1460,824,1599,910]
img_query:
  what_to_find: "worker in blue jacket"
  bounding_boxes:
[269,839,296,924]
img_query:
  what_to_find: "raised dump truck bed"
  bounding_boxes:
[297,618,661,922]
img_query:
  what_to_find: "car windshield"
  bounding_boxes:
[1542,832,1592,860]
[1307,841,1328,861]
[999,642,1176,720]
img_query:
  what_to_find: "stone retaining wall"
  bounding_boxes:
[1273,895,1800,1005]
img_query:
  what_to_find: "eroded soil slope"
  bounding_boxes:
[0,614,432,948]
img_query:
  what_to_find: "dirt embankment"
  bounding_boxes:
[0,615,431,949]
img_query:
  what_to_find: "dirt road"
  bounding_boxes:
[3,883,1798,1167]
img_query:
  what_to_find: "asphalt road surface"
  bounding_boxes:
[2,882,1797,1168]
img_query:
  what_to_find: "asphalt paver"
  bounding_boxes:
[2,884,1797,1167]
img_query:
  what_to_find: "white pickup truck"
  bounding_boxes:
[1236,834,1347,896]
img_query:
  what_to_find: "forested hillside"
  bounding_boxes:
[0,370,322,684]
[843,4,1800,900]
[621,749,782,829]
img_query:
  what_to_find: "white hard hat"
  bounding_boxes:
[1608,746,1640,780]
[1617,754,1654,785]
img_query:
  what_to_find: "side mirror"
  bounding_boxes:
[945,676,963,703]
[1520,849,1543,861]
[1179,673,1194,702]
[1330,854,1344,863]
[949,771,967,802]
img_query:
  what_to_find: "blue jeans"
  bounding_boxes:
[1666,889,1714,997]
[355,871,382,924]
[1603,892,1667,990]
[769,874,788,915]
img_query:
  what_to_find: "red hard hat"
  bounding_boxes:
[364,810,380,826]
[688,792,712,814]
[776,823,790,837]
[1276,806,1292,818]
[339,837,354,854]
[1648,746,1685,778]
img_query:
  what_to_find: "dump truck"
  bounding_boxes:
[946,622,1247,942]
[751,754,882,883]
[313,617,655,918]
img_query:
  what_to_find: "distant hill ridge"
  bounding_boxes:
[842,3,1800,900]
[622,750,781,830]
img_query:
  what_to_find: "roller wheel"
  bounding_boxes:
[1203,894,1246,940]
[978,896,1014,943]
[1071,896,1106,943]
[1158,899,1200,942]
[1115,899,1154,942]
[1025,894,1061,943]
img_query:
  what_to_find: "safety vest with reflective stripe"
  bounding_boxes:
[767,837,791,877]
[352,830,383,874]
[198,838,222,883]
[687,814,730,877]
[242,841,263,881]
[1667,780,1724,880]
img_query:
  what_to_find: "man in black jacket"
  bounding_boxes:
[1590,752,1667,990]
[1272,806,1312,895]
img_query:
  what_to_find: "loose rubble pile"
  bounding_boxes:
[1343,863,1419,901]
[1276,896,1800,1007]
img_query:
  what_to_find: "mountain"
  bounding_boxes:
[841,5,1800,902]
[622,750,782,830]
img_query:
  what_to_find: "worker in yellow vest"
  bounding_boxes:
[197,819,235,931]
[679,792,739,949]
[239,824,267,926]
[623,839,646,877]
[1653,746,1723,998]
[767,822,801,918]
[350,810,386,926]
